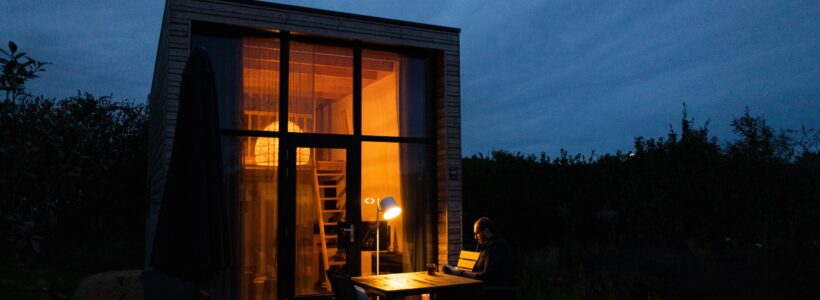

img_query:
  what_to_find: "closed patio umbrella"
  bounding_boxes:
[150,48,230,284]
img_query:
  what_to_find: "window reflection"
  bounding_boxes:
[362,50,429,137]
[224,136,278,300]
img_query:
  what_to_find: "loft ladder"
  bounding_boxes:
[313,159,347,291]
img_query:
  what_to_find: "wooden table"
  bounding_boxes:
[352,271,482,300]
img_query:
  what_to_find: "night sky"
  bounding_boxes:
[3,0,819,156]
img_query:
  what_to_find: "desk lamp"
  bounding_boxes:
[376,196,401,275]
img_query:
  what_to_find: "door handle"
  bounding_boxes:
[342,224,354,243]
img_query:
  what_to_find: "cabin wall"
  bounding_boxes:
[147,0,462,266]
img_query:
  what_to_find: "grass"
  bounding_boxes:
[516,243,660,299]
[0,239,143,300]
[514,239,818,299]
[3,236,816,299]
[0,256,81,299]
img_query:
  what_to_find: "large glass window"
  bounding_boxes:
[194,29,435,300]
[191,35,283,132]
[197,35,282,300]
[295,148,347,296]
[223,136,279,300]
[191,34,241,130]
[362,50,429,137]
[242,37,281,131]
[361,142,434,274]
[289,42,353,135]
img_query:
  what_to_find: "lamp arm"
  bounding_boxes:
[376,206,380,275]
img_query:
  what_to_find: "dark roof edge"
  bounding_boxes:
[221,0,461,33]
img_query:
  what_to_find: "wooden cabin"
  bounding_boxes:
[147,0,461,299]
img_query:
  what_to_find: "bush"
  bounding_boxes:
[464,106,820,298]
[0,41,147,299]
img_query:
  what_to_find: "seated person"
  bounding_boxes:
[443,217,514,287]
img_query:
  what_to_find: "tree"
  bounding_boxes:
[727,108,792,162]
[0,41,49,102]
[0,41,146,268]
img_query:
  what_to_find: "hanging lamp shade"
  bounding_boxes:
[254,121,310,166]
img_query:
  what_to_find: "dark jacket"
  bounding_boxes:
[464,236,514,286]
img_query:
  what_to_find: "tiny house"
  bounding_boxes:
[147,0,461,299]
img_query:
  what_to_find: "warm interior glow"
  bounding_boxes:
[242,37,280,132]
[361,142,401,221]
[361,72,398,136]
[254,121,310,166]
[362,50,399,136]
[237,37,281,300]
[383,206,401,220]
[289,42,353,135]
[235,39,424,293]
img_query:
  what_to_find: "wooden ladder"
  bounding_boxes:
[313,160,347,291]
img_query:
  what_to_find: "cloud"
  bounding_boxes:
[454,0,820,155]
[1,0,163,101]
[3,0,818,155]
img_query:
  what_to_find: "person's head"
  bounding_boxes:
[473,217,498,244]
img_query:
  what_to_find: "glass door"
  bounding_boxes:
[292,146,354,297]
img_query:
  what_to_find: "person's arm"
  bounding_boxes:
[442,264,461,275]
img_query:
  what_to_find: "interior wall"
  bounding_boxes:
[360,71,399,219]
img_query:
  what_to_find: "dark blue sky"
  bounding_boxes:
[3,0,819,156]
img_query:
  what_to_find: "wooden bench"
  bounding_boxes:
[457,250,479,271]
[456,250,521,300]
